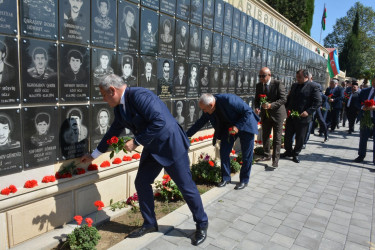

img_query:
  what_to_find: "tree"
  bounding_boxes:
[324,2,375,74]
[264,0,315,35]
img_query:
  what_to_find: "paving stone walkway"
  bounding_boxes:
[143,125,375,250]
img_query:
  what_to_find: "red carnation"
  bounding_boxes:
[112,158,122,164]
[122,156,132,161]
[258,140,263,144]
[85,217,93,227]
[259,94,267,98]
[74,215,83,225]
[111,136,119,144]
[42,175,56,183]
[234,158,237,161]
[132,153,141,160]
[231,149,235,154]
[107,139,112,145]
[9,185,17,193]
[75,168,86,175]
[208,161,215,167]
[24,180,38,188]
[62,173,72,178]
[269,134,273,138]
[1,188,11,195]
[100,161,111,168]
[154,192,161,197]
[94,200,104,211]
[88,164,98,171]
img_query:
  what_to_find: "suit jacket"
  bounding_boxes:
[254,79,287,122]
[174,75,187,86]
[186,94,260,140]
[325,86,344,109]
[175,35,187,51]
[357,87,375,123]
[140,74,157,88]
[346,91,361,111]
[286,82,322,123]
[0,63,15,85]
[97,87,190,166]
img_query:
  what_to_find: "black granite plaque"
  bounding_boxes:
[91,0,116,48]
[173,99,186,130]
[22,106,58,169]
[232,8,240,39]
[157,58,174,98]
[228,69,236,93]
[268,28,274,51]
[21,0,57,40]
[239,12,247,41]
[199,65,210,94]
[267,50,273,69]
[0,109,22,176]
[249,71,256,92]
[186,99,198,129]
[139,55,158,94]
[142,0,159,10]
[190,0,203,25]
[235,69,243,95]
[0,0,17,35]
[212,33,222,65]
[202,0,214,29]
[91,48,116,101]
[175,20,189,58]
[221,35,230,66]
[162,99,172,115]
[244,43,251,68]
[160,0,176,16]
[248,96,255,109]
[60,105,89,160]
[0,36,19,105]
[187,63,199,98]
[223,3,233,36]
[242,70,250,94]
[255,46,262,70]
[173,59,187,98]
[201,29,212,64]
[253,19,259,46]
[140,8,159,56]
[258,23,264,47]
[158,14,175,58]
[272,29,278,51]
[210,66,220,94]
[230,38,238,67]
[238,41,245,68]
[220,68,228,93]
[59,0,90,44]
[246,15,253,44]
[250,45,256,70]
[263,25,269,49]
[213,0,224,32]
[21,39,58,104]
[118,1,139,53]
[176,0,190,20]
[128,0,140,3]
[262,48,267,67]
[59,44,90,102]
[188,24,201,62]
[118,52,138,87]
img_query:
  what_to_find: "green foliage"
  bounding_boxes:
[109,199,128,211]
[66,225,101,250]
[191,157,221,184]
[154,177,183,202]
[109,136,133,159]
[230,159,241,173]
[254,146,265,156]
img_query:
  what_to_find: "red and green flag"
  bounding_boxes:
[321,6,327,30]
[327,49,340,78]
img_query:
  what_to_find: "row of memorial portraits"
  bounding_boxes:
[1,0,324,67]
[0,34,327,105]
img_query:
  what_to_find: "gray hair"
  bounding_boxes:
[199,93,215,105]
[99,74,126,91]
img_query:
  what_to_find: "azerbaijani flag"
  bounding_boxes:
[321,6,327,31]
[327,49,340,77]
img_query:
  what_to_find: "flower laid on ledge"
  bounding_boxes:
[74,215,83,225]
[0,185,16,195]
[122,156,132,161]
[75,168,86,175]
[55,172,72,179]
[100,161,111,168]
[85,218,93,227]
[190,134,214,144]
[132,153,141,160]
[88,164,98,171]
[112,158,122,164]
[94,200,105,211]
[42,175,56,183]
[24,180,38,188]
[55,161,80,179]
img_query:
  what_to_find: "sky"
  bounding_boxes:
[310,0,375,45]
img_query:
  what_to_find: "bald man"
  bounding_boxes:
[254,67,287,168]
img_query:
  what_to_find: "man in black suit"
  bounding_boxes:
[345,81,361,134]
[121,5,137,41]
[281,69,321,163]
[0,41,15,85]
[175,24,188,52]
[254,67,287,168]
[174,63,187,86]
[325,79,344,131]
[139,60,157,93]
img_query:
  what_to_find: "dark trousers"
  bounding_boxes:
[342,108,347,126]
[220,131,254,183]
[327,108,341,130]
[315,108,328,140]
[304,111,316,145]
[284,117,309,156]
[262,118,284,162]
[346,108,358,132]
[358,125,375,162]
[135,153,208,228]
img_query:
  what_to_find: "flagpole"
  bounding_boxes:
[319,3,325,44]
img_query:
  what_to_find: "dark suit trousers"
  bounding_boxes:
[315,108,328,140]
[304,111,316,145]
[220,131,254,183]
[327,108,340,130]
[358,126,375,162]
[284,117,309,156]
[262,118,283,162]
[135,153,208,228]
[346,108,358,132]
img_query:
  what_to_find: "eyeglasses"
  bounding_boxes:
[258,75,267,78]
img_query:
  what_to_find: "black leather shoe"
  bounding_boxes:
[302,145,306,149]
[292,156,300,163]
[234,182,248,190]
[323,138,329,143]
[280,152,292,158]
[191,226,207,246]
[354,157,364,163]
[127,225,158,238]
[217,180,230,187]
[258,156,271,161]
[272,161,278,168]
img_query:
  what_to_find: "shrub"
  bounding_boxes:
[254,146,265,155]
[191,153,221,184]
[154,175,183,202]
[66,224,101,250]
[230,159,241,173]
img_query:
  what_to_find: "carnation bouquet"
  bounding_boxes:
[288,110,300,119]
[259,94,270,118]
[327,94,333,111]
[360,99,375,130]
[107,136,133,159]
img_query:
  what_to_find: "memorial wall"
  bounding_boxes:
[0,0,328,247]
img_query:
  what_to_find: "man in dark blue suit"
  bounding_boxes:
[186,93,260,190]
[345,82,361,134]
[354,77,375,164]
[81,74,208,246]
[325,79,344,131]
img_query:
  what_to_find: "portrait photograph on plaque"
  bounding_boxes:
[246,15,253,44]
[160,0,176,16]
[118,1,139,53]
[210,66,220,94]
[173,99,186,130]
[228,69,236,93]
[263,25,269,49]
[157,58,174,99]
[199,65,210,94]
[0,109,22,176]
[190,0,203,26]
[141,0,159,11]
[253,19,259,46]
[220,68,228,93]
[244,43,251,69]
[21,0,57,40]
[0,36,19,105]
[175,19,189,58]
[238,41,245,68]
[22,106,58,169]
[232,8,240,39]
[173,59,187,98]
[201,29,212,64]
[176,0,190,20]
[255,46,262,70]
[249,71,257,94]
[262,48,268,68]
[59,0,90,44]
[59,44,90,102]
[258,23,264,47]
[140,8,159,56]
[187,63,199,98]
[239,12,247,40]
[250,45,256,70]
[59,105,89,160]
[248,96,255,110]
[91,0,117,48]
[242,70,250,94]
[212,32,222,65]
[21,39,58,104]
[268,28,274,51]
[230,38,239,67]
[158,14,175,58]
[139,55,158,94]
[235,69,243,95]
[118,52,138,87]
[186,99,198,129]
[188,24,201,62]
[0,0,17,35]
[213,0,224,32]
[91,48,116,101]
[202,0,214,29]
[221,35,230,66]
[223,3,233,36]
